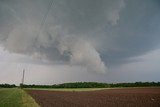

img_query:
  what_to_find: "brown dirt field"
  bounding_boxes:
[28,88,160,107]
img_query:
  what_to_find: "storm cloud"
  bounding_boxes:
[0,0,160,80]
[0,0,126,73]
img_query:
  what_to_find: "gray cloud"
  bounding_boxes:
[0,0,125,73]
[0,0,160,74]
[99,0,160,65]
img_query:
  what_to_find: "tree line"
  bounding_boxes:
[0,84,16,88]
[21,82,160,88]
[1,82,160,88]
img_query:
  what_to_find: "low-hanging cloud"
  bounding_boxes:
[0,0,125,73]
[1,0,160,84]
[1,0,160,73]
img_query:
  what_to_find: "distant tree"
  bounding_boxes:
[0,84,16,88]
[17,82,160,88]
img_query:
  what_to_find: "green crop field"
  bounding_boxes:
[25,87,160,92]
[0,88,39,107]
[26,88,108,91]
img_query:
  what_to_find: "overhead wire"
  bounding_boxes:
[36,0,54,39]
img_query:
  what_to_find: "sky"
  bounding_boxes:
[0,0,160,85]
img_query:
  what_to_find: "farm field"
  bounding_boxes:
[28,87,160,107]
[0,88,39,107]
[26,88,108,92]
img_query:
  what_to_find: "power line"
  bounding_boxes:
[36,0,54,38]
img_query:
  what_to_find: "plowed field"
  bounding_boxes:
[28,88,160,107]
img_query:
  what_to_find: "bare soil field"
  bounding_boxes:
[28,88,160,107]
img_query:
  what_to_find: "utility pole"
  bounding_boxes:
[21,69,25,88]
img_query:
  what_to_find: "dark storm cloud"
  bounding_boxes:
[99,0,160,65]
[0,0,160,73]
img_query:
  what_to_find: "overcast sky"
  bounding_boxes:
[0,0,160,85]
